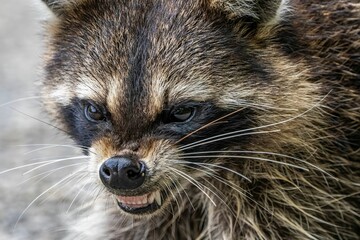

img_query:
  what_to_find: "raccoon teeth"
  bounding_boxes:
[148,192,155,204]
[155,190,162,206]
[116,190,162,208]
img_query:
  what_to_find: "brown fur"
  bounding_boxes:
[40,0,359,239]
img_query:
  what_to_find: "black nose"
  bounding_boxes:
[99,156,146,190]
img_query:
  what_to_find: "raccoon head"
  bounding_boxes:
[41,0,319,216]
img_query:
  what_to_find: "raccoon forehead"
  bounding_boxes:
[43,0,265,112]
[47,74,107,105]
[48,71,216,111]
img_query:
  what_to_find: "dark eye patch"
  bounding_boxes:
[156,101,255,153]
[58,98,112,154]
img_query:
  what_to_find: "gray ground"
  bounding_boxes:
[0,1,80,239]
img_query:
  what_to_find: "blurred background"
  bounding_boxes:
[0,1,80,239]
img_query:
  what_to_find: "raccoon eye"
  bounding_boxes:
[170,106,196,122]
[84,102,105,122]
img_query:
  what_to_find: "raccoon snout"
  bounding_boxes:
[99,156,146,190]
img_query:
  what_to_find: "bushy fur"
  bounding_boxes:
[40,0,359,239]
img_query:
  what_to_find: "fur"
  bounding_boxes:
[40,0,359,239]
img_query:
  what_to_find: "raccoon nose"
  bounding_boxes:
[99,156,146,190]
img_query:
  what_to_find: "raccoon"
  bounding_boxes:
[40,0,359,239]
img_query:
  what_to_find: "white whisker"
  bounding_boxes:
[17,144,94,155]
[22,156,89,175]
[179,130,280,151]
[13,167,87,230]
[163,173,183,211]
[178,155,309,171]
[180,150,335,179]
[168,172,196,211]
[66,175,89,213]
[17,162,87,186]
[0,96,41,108]
[179,95,329,151]
[24,146,85,155]
[39,171,88,205]
[169,167,217,206]
[178,162,250,198]
[174,160,252,181]
[0,156,88,175]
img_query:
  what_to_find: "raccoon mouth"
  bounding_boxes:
[116,190,164,214]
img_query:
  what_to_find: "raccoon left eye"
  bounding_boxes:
[84,102,106,122]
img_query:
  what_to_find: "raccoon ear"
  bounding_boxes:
[41,0,69,15]
[208,0,289,36]
[208,0,288,22]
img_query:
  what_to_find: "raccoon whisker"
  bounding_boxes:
[166,173,184,202]
[179,163,277,216]
[181,150,337,180]
[173,160,252,182]
[197,166,276,217]
[67,174,89,213]
[39,170,89,205]
[163,173,182,213]
[0,156,88,175]
[180,150,335,179]
[9,107,71,135]
[167,172,196,211]
[20,144,94,155]
[162,182,177,217]
[169,167,217,207]
[22,156,89,175]
[176,107,247,144]
[13,167,87,230]
[24,154,84,163]
[179,130,281,151]
[198,176,241,220]
[179,96,328,151]
[63,178,98,215]
[81,182,104,211]
[0,96,42,108]
[17,162,87,186]
[181,164,238,202]
[178,160,299,202]
[172,165,230,214]
[180,163,249,198]
[24,168,88,208]
[176,164,244,221]
[177,156,309,172]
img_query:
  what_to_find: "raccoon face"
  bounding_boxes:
[41,0,318,216]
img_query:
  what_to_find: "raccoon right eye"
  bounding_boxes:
[84,102,106,122]
[171,106,196,122]
[162,105,197,124]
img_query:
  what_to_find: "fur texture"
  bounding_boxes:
[40,0,359,239]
